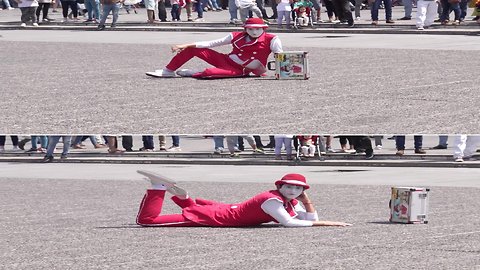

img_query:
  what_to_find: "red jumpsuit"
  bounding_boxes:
[165,32,277,79]
[136,189,299,227]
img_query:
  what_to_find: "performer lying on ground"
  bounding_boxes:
[136,170,352,227]
[145,17,283,79]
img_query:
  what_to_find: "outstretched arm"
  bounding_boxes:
[312,221,352,227]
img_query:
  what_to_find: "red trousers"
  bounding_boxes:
[165,47,247,79]
[136,190,207,227]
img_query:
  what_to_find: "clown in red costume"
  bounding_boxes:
[145,18,283,79]
[136,170,352,227]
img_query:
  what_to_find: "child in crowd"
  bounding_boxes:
[276,0,292,28]
[298,135,318,157]
[14,0,39,27]
[171,0,186,21]
[296,6,309,26]
[235,0,264,22]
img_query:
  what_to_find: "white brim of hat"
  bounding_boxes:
[275,180,309,189]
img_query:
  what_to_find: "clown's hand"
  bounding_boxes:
[245,60,266,76]
[171,43,195,53]
[297,191,311,204]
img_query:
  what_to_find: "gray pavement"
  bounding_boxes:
[1,30,480,134]
[1,163,480,269]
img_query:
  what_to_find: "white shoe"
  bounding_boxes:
[176,69,198,77]
[375,145,383,150]
[8,7,14,10]
[145,69,176,78]
[137,170,176,188]
[417,26,424,30]
[136,170,188,198]
[33,22,39,27]
[454,157,464,162]
[12,146,20,151]
[166,146,181,152]
[20,23,27,27]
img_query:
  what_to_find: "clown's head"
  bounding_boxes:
[243,18,268,39]
[275,173,310,200]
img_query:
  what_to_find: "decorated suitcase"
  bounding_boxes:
[389,187,430,224]
[267,51,309,80]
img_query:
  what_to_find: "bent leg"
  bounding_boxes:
[166,48,237,72]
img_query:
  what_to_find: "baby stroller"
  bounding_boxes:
[293,0,315,28]
[294,135,325,161]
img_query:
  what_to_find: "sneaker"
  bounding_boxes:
[60,155,68,160]
[26,148,40,153]
[365,152,374,160]
[454,157,464,162]
[414,148,426,154]
[398,16,411,20]
[430,145,447,150]
[213,148,223,154]
[42,155,54,163]
[18,138,30,150]
[417,26,424,30]
[62,18,69,23]
[32,22,39,27]
[97,24,106,31]
[176,69,198,77]
[230,153,240,158]
[233,147,242,152]
[386,19,395,23]
[137,170,177,188]
[355,16,361,21]
[371,21,378,25]
[340,149,356,154]
[20,23,27,27]
[187,17,193,21]
[451,20,460,25]
[8,7,14,10]
[253,148,264,154]
[167,146,181,152]
[159,146,167,151]
[326,147,336,153]
[12,146,21,151]
[396,149,404,156]
[145,69,176,78]
[193,17,204,22]
[375,145,383,150]
[44,17,55,21]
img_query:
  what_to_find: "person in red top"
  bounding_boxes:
[136,170,352,227]
[145,17,283,79]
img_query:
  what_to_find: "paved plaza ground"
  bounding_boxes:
[1,29,480,134]
[1,164,480,269]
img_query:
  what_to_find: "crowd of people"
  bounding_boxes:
[2,0,479,29]
[0,135,478,162]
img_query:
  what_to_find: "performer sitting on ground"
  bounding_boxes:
[136,170,352,227]
[145,17,283,79]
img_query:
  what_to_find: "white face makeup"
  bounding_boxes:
[246,28,264,38]
[279,184,304,200]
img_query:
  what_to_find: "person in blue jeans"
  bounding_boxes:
[42,135,72,162]
[97,0,122,30]
[440,0,460,24]
[395,135,426,156]
[371,0,394,25]
[27,135,48,152]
